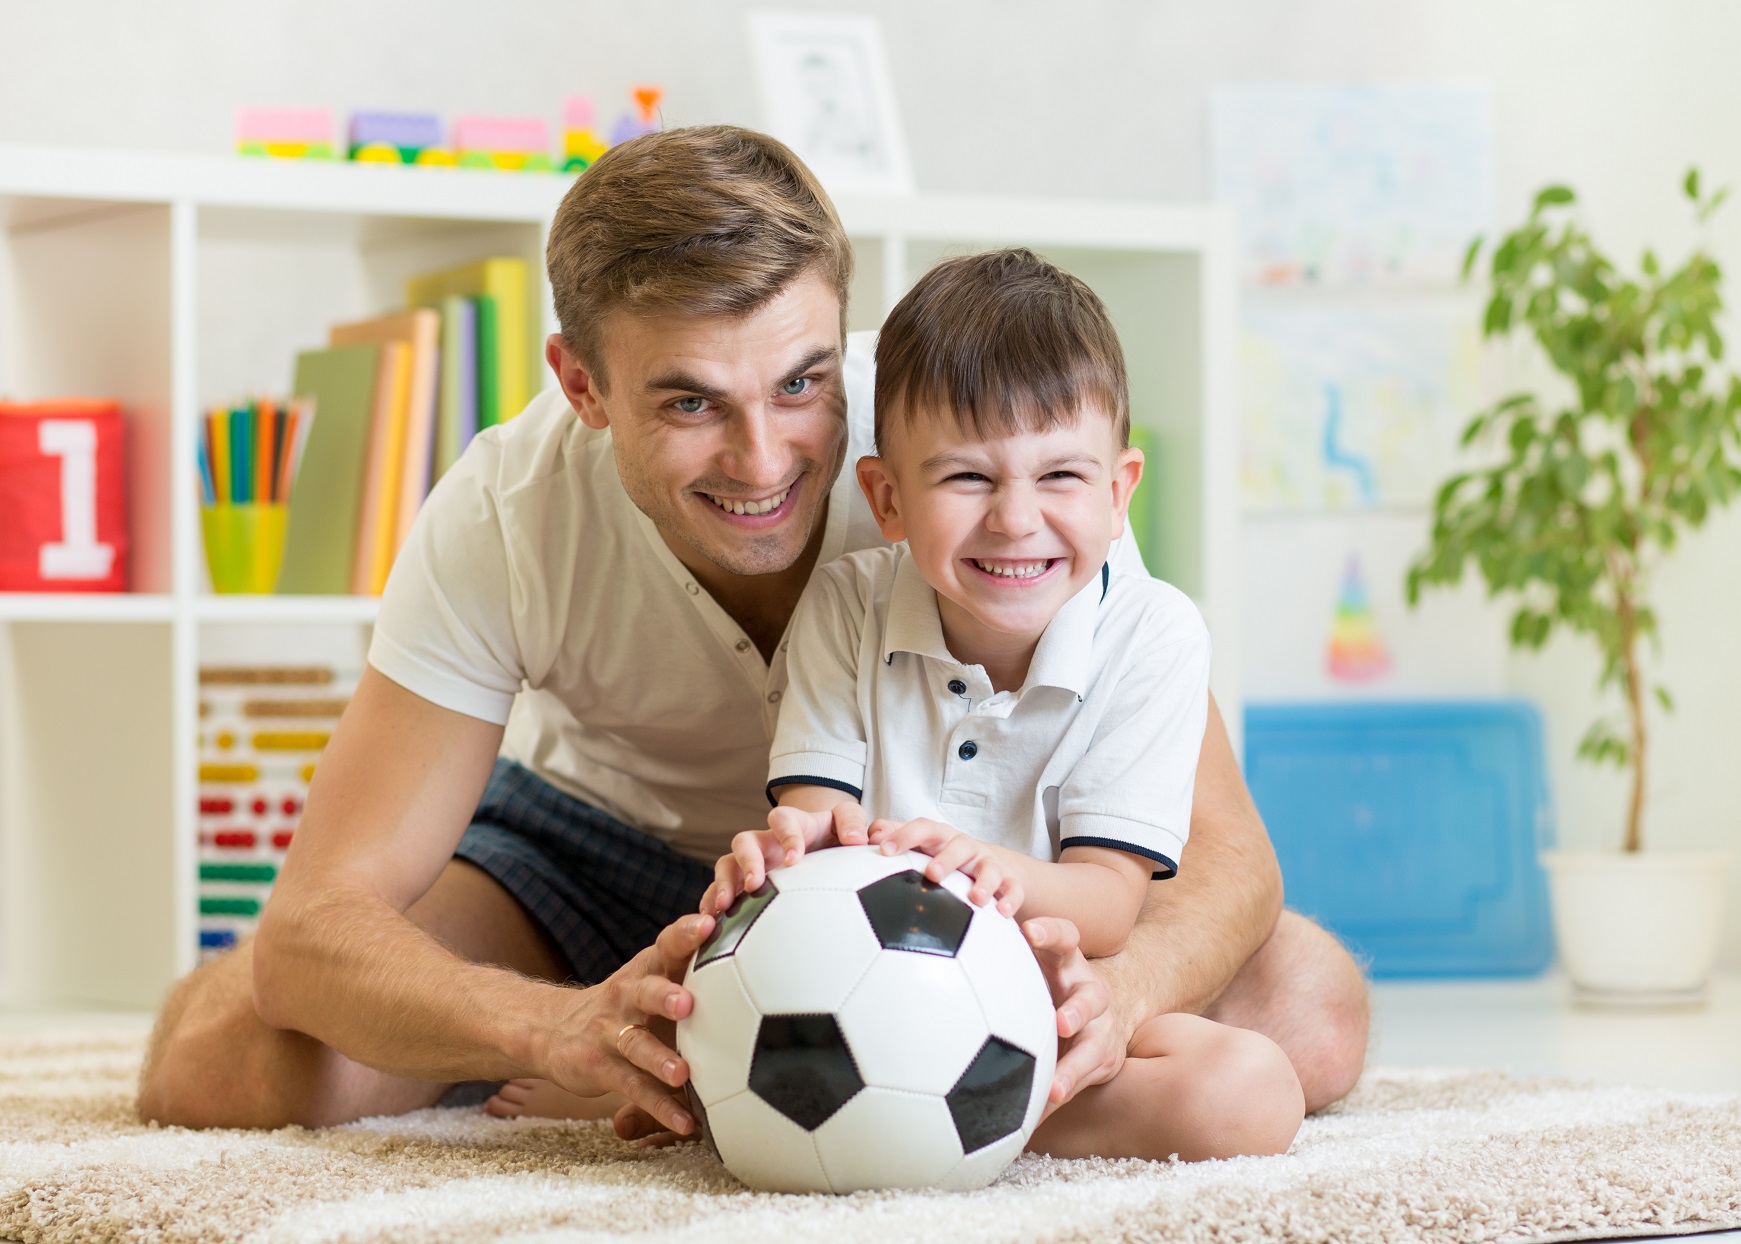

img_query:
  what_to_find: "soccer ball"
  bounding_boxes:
[676,845,1057,1193]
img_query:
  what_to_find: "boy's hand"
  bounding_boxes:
[701,801,869,914]
[866,817,1024,916]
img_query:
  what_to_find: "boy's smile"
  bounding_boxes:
[858,407,1143,687]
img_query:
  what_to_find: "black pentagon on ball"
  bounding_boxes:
[946,1036,1036,1153]
[857,870,973,957]
[694,878,777,969]
[749,1013,865,1131]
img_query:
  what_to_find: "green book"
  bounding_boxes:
[279,344,380,595]
[435,294,471,479]
[473,293,500,430]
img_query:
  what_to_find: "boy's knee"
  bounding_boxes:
[1196,1026,1305,1157]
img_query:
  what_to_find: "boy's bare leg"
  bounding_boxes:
[486,1078,626,1120]
[137,859,568,1129]
[1026,1013,1304,1162]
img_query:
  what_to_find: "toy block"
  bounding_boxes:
[348,110,454,165]
[236,107,337,160]
[452,115,554,172]
[561,96,607,171]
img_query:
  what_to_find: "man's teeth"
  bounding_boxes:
[706,485,791,516]
[973,559,1053,579]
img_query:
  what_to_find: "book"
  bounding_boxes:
[330,308,441,563]
[280,344,379,595]
[349,342,411,595]
[405,258,529,423]
[435,294,477,479]
[474,293,500,430]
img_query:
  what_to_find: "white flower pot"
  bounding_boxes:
[1541,849,1731,1007]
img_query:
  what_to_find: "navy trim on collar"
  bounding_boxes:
[1100,561,1110,601]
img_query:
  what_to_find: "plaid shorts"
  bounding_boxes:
[454,759,716,985]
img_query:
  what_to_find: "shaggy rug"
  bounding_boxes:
[3,1030,1740,1244]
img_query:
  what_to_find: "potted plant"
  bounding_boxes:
[1407,170,1741,1004]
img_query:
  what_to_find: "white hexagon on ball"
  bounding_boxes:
[679,845,1057,1194]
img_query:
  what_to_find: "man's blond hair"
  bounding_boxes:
[546,125,854,386]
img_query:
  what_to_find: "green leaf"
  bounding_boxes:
[1535,185,1576,211]
[1654,685,1675,712]
[1642,249,1659,277]
[1685,167,1701,201]
[1462,234,1484,282]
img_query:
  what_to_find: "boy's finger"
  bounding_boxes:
[926,836,975,880]
[833,803,869,846]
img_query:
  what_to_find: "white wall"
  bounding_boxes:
[2,0,1738,965]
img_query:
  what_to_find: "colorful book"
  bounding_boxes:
[280,345,379,595]
[330,308,441,563]
[405,258,530,423]
[349,342,412,596]
[473,293,500,430]
[435,294,477,478]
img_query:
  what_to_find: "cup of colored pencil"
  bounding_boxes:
[197,397,312,593]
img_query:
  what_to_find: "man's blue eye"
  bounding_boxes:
[675,396,707,414]
[782,377,811,396]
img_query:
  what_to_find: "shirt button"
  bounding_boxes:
[767,690,782,704]
[685,582,700,595]
[735,639,750,653]
[947,679,966,695]
[958,740,978,760]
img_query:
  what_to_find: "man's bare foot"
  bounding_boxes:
[484,1078,627,1121]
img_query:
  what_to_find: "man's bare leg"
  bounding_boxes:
[137,859,569,1129]
[1202,909,1369,1113]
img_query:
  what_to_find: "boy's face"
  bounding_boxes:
[857,404,1143,654]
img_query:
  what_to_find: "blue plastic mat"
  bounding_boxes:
[1243,701,1555,978]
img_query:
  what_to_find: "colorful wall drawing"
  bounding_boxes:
[1210,83,1493,288]
[1239,303,1482,513]
[1327,554,1392,682]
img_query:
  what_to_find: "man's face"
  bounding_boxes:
[553,273,848,580]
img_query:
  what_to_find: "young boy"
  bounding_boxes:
[704,248,1305,1162]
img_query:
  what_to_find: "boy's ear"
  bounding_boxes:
[856,455,907,543]
[1109,444,1145,534]
[547,334,609,430]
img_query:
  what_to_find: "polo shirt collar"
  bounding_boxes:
[881,545,1101,698]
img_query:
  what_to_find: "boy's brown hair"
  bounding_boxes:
[546,125,853,387]
[874,248,1129,451]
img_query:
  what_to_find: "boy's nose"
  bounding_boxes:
[986,488,1044,537]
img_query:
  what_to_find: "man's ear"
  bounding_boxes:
[1110,444,1145,534]
[547,333,609,430]
[856,455,906,543]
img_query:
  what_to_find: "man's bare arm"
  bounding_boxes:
[1098,693,1282,1022]
[252,667,702,1133]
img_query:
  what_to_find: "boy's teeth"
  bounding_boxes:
[707,485,790,516]
[974,559,1052,579]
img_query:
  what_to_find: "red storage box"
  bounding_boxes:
[0,399,129,592]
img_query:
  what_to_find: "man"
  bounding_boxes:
[138,126,1368,1136]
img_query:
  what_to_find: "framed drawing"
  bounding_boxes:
[747,11,914,197]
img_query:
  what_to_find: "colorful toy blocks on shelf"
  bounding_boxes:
[451,115,554,172]
[348,110,454,166]
[236,107,338,160]
[609,85,664,146]
[561,97,607,171]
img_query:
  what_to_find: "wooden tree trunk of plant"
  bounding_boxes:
[1617,581,1646,855]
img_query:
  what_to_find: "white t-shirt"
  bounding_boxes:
[768,544,1210,878]
[369,333,1153,863]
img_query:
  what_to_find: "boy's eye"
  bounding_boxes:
[674,396,708,414]
[1042,470,1083,482]
[946,472,989,483]
[781,377,812,396]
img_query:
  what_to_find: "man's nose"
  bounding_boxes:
[722,404,790,486]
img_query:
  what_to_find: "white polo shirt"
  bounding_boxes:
[768,545,1210,878]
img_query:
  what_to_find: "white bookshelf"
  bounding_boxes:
[0,143,1238,1009]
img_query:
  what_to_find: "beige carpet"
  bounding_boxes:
[3,1030,1740,1244]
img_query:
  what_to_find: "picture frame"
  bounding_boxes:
[746,11,915,198]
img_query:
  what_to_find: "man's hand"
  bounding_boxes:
[867,817,1024,916]
[701,801,869,914]
[1023,915,1128,1113]
[539,911,716,1137]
